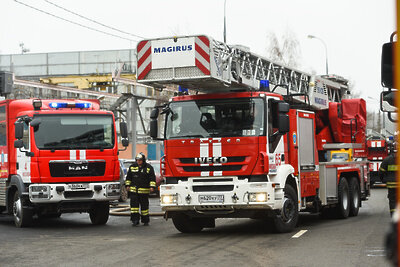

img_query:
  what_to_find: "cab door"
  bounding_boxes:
[297,111,319,197]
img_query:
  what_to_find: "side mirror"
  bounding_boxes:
[277,102,290,113]
[14,139,24,148]
[150,120,158,139]
[30,118,41,127]
[278,114,290,134]
[15,122,24,140]
[150,108,159,119]
[381,41,395,88]
[122,138,129,147]
[120,122,128,139]
[381,90,397,113]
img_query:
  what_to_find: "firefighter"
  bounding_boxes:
[379,138,398,216]
[125,153,156,226]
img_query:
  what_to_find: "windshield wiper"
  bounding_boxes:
[172,134,205,139]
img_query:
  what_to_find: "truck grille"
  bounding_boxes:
[179,156,245,164]
[64,190,94,199]
[193,185,234,192]
[182,165,242,172]
[49,161,106,177]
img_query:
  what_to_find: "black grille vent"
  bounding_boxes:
[64,190,94,199]
[193,185,234,192]
[49,161,106,177]
[182,165,242,172]
[179,156,245,164]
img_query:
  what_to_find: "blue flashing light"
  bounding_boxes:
[75,103,92,109]
[260,80,270,90]
[178,86,188,93]
[49,102,91,109]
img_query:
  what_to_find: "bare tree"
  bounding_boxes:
[266,29,302,68]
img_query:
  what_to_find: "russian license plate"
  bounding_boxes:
[198,195,224,203]
[68,183,89,190]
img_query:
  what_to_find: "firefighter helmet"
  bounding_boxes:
[135,152,146,162]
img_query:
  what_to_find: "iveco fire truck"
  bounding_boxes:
[0,99,128,227]
[139,35,370,233]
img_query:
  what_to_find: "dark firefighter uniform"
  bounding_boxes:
[379,152,398,215]
[125,160,156,225]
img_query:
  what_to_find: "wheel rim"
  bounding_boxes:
[281,196,295,223]
[352,186,359,208]
[13,197,22,223]
[342,187,349,210]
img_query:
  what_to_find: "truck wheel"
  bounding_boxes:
[349,177,360,217]
[119,185,128,202]
[273,184,299,233]
[12,191,33,228]
[336,178,350,219]
[89,202,110,225]
[172,213,204,233]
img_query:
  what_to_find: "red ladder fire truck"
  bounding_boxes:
[138,35,370,233]
[0,99,128,227]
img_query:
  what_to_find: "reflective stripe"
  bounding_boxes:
[379,168,386,172]
[137,188,150,194]
[147,168,150,173]
[131,167,139,172]
[130,208,139,213]
[141,209,149,215]
[129,186,137,192]
[125,180,131,185]
[388,165,398,171]
[150,181,156,187]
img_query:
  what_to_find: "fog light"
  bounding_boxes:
[249,192,268,202]
[161,194,177,205]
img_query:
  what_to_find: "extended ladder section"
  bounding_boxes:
[137,35,349,110]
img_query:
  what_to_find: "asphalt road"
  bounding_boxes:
[0,188,393,267]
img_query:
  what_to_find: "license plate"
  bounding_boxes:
[199,195,224,203]
[68,183,89,190]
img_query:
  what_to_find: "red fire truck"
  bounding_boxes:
[366,136,389,186]
[0,99,128,227]
[139,35,370,233]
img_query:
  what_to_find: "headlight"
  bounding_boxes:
[106,183,120,197]
[29,185,51,199]
[107,183,120,190]
[30,185,49,193]
[249,192,268,202]
[161,194,177,205]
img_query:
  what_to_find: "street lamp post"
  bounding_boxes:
[224,0,227,43]
[307,35,329,75]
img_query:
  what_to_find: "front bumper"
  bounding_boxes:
[160,176,284,212]
[28,182,120,203]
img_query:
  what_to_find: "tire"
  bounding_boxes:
[38,212,62,219]
[119,185,128,202]
[336,178,350,219]
[272,184,299,233]
[172,213,204,233]
[12,191,33,228]
[89,202,110,225]
[349,177,361,217]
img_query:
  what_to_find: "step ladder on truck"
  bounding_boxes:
[138,35,370,233]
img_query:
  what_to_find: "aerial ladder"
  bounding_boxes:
[137,35,350,111]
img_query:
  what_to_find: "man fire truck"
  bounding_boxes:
[0,99,128,227]
[138,35,370,233]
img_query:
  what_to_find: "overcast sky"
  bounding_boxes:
[1,0,396,112]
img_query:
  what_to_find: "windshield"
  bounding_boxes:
[34,115,115,150]
[166,98,264,139]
